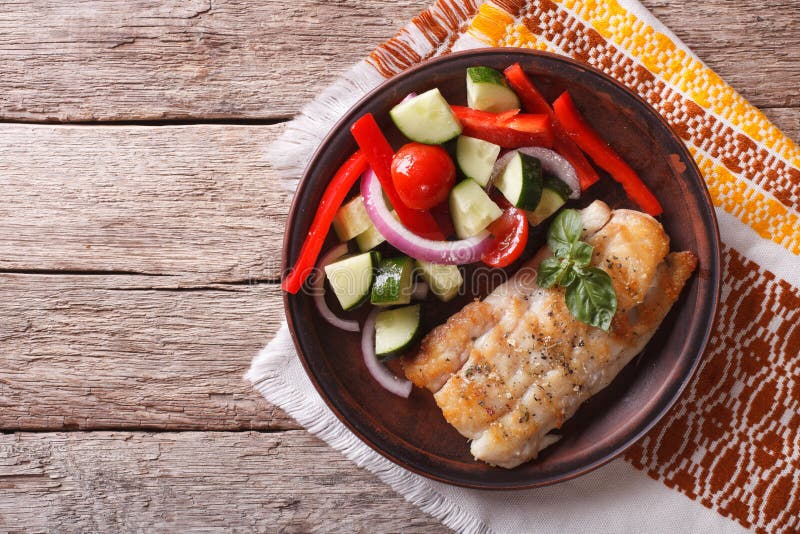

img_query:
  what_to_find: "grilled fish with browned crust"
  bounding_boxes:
[403,200,697,468]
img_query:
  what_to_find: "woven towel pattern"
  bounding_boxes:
[626,245,800,531]
[360,1,800,532]
[469,0,800,254]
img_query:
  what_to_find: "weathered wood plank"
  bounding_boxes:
[0,0,796,121]
[1,109,796,283]
[0,273,294,431]
[0,123,288,282]
[0,430,449,532]
[0,0,428,121]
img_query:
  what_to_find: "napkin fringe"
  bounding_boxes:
[245,325,491,534]
[264,61,385,192]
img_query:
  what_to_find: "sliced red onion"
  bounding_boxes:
[487,150,518,191]
[411,281,429,301]
[361,308,413,398]
[518,147,580,199]
[313,243,360,332]
[360,169,493,264]
[489,147,581,200]
[400,92,418,103]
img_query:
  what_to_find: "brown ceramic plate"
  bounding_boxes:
[282,49,720,489]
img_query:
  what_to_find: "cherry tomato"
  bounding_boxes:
[481,204,529,268]
[390,143,456,210]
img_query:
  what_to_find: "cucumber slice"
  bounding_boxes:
[456,135,501,187]
[466,66,521,113]
[416,260,463,302]
[389,88,462,144]
[494,151,543,211]
[375,304,421,359]
[355,223,385,252]
[526,188,567,226]
[333,196,372,241]
[371,256,414,306]
[543,173,573,200]
[355,209,400,252]
[449,179,503,239]
[324,251,379,311]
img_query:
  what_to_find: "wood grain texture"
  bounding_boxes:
[0,0,429,121]
[0,111,794,286]
[0,431,448,532]
[0,273,292,431]
[0,123,288,282]
[0,0,795,121]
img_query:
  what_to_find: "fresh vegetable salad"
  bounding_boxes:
[283,63,662,397]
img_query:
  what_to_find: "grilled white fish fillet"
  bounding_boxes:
[404,200,697,468]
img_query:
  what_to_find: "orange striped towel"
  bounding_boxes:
[258,1,800,532]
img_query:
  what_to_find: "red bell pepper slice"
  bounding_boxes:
[350,114,444,240]
[282,151,369,294]
[552,91,663,216]
[503,64,552,115]
[503,63,599,191]
[481,195,529,268]
[450,106,554,148]
[495,109,521,122]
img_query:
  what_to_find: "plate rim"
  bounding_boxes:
[280,47,722,489]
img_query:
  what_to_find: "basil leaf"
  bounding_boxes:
[571,241,594,267]
[537,257,565,288]
[572,263,589,278]
[547,209,581,258]
[541,208,618,329]
[564,267,617,331]
[559,267,576,287]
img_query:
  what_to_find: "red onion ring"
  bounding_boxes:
[360,169,493,264]
[313,243,360,332]
[489,147,581,200]
[361,308,413,398]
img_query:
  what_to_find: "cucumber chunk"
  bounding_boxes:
[355,223,385,252]
[355,209,400,252]
[389,88,462,144]
[416,260,463,302]
[449,178,503,239]
[371,256,414,306]
[494,151,543,211]
[543,173,573,201]
[375,304,421,359]
[466,66,521,113]
[456,135,501,187]
[526,188,567,226]
[324,251,379,311]
[333,196,372,241]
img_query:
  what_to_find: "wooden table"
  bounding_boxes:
[1,1,797,531]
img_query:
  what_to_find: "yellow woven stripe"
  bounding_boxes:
[505,23,549,50]
[693,148,800,253]
[467,5,800,254]
[561,0,800,168]
[467,3,514,45]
